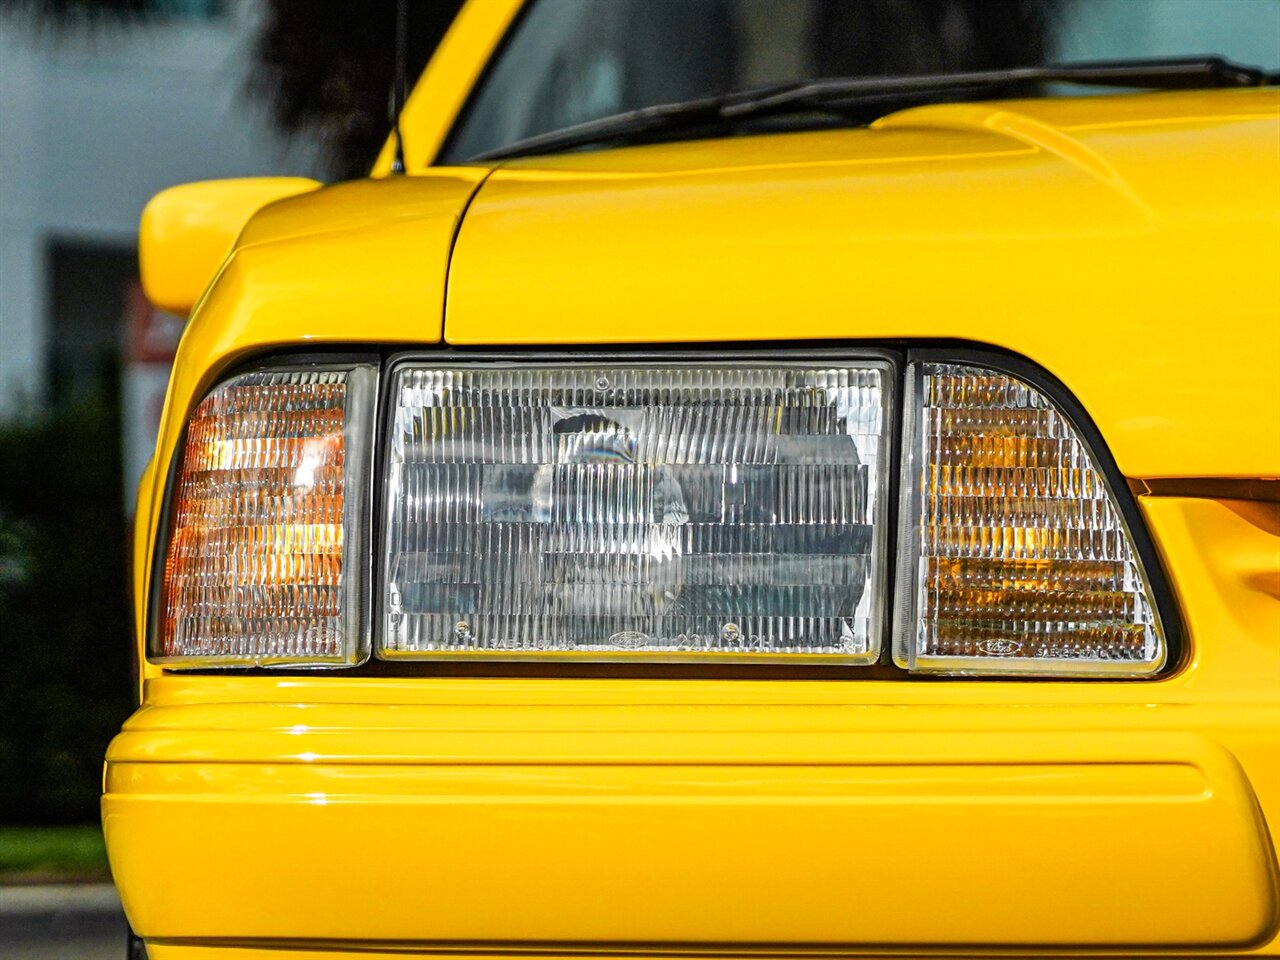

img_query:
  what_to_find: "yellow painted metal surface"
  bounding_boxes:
[139,177,320,316]
[106,496,1280,952]
[445,89,1280,479]
[145,173,484,442]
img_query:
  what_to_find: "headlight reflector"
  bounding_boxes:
[381,361,891,662]
[894,361,1167,676]
[154,364,375,667]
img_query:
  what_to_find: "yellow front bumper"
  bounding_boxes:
[104,498,1280,957]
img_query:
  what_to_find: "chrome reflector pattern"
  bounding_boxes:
[156,366,374,667]
[895,362,1166,676]
[382,363,890,661]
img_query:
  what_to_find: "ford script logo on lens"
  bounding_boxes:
[976,638,1023,657]
[608,631,649,649]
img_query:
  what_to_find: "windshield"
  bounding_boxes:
[439,0,1280,163]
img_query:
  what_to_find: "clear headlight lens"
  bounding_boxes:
[154,364,375,667]
[894,361,1166,676]
[381,362,891,662]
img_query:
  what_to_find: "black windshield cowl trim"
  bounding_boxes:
[471,56,1276,163]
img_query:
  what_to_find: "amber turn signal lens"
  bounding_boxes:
[154,365,375,667]
[894,362,1166,676]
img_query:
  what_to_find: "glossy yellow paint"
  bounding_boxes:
[446,89,1280,479]
[110,0,1280,952]
[106,495,1280,952]
[139,177,320,315]
[102,748,1270,945]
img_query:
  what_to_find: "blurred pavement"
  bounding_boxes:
[0,883,128,959]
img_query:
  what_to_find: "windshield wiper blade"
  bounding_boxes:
[472,94,736,163]
[472,56,1274,163]
[729,56,1272,115]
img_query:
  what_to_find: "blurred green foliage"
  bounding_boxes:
[0,825,110,879]
[0,384,133,825]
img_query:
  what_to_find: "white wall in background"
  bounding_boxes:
[0,2,318,413]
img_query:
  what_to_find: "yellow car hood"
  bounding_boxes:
[445,89,1280,479]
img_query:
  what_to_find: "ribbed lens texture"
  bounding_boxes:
[161,370,349,662]
[384,364,886,660]
[908,363,1164,673]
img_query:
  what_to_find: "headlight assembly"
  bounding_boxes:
[150,350,1172,677]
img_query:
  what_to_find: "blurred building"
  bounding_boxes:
[0,0,315,420]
